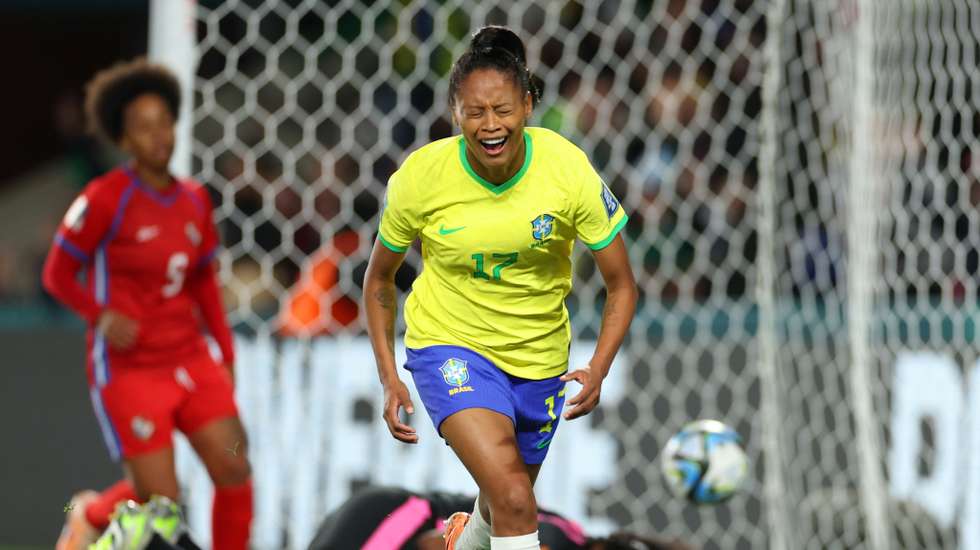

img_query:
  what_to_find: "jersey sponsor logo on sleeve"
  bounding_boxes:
[600,182,619,219]
[185,222,201,246]
[131,416,155,441]
[441,358,474,396]
[64,195,89,232]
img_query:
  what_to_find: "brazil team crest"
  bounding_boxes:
[531,214,555,241]
[440,358,469,387]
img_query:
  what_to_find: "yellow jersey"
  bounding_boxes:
[378,127,628,379]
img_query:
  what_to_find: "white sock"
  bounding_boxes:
[489,532,539,550]
[455,498,492,550]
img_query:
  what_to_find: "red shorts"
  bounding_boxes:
[88,350,239,460]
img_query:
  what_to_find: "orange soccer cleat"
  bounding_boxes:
[443,511,471,550]
[56,490,100,550]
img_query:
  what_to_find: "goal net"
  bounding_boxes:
[157,1,980,548]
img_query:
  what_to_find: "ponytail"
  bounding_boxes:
[449,25,541,108]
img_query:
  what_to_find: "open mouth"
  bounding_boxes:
[479,136,508,155]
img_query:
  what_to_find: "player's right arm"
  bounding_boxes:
[364,170,420,444]
[41,181,137,349]
[364,241,417,443]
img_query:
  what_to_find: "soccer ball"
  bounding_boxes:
[660,419,749,504]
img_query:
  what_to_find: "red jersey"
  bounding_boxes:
[44,167,233,380]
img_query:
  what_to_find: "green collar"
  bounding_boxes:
[458,130,533,195]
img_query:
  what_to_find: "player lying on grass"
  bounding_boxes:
[307,486,694,550]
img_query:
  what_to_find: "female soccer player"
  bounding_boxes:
[363,26,637,550]
[307,486,693,550]
[43,59,252,550]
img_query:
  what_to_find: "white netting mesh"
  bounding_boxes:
[177,1,980,548]
[872,2,980,549]
[769,2,979,549]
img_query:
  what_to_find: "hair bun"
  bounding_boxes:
[470,25,527,66]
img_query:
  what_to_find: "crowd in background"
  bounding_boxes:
[0,0,817,329]
[198,0,768,335]
[3,0,977,333]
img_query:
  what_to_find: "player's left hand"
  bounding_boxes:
[561,365,603,420]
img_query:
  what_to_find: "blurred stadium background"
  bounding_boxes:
[2,0,979,549]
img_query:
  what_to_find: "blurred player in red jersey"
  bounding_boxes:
[42,59,252,550]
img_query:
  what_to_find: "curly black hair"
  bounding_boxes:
[449,25,541,109]
[83,58,181,144]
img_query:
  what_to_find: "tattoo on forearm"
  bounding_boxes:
[374,287,396,310]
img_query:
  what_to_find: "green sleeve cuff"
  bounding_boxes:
[378,232,408,253]
[586,215,628,250]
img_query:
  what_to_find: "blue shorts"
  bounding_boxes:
[404,345,566,464]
